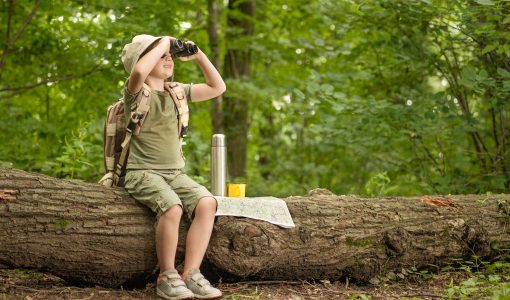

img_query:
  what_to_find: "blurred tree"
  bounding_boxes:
[207,0,224,134]
[222,0,256,179]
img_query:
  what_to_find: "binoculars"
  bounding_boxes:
[170,39,198,58]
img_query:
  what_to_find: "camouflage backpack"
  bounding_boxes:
[98,82,189,187]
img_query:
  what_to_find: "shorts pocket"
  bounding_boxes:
[124,170,148,192]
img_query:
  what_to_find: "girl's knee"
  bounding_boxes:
[161,204,183,220]
[195,196,217,217]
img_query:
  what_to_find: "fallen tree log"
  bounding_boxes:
[1,168,509,287]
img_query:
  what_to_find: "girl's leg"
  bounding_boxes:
[156,204,182,280]
[181,196,217,279]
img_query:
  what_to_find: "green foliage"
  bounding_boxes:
[443,261,510,300]
[364,172,391,197]
[42,121,103,181]
[222,286,259,299]
[348,294,372,300]
[1,0,509,196]
[366,258,510,299]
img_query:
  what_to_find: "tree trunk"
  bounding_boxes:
[223,0,256,178]
[208,191,510,282]
[207,0,224,134]
[0,168,158,287]
[1,168,509,287]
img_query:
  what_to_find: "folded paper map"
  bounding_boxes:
[215,196,295,228]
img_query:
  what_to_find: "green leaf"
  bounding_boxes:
[369,277,380,285]
[462,65,477,81]
[333,92,346,100]
[482,44,498,54]
[321,84,334,94]
[491,240,501,250]
[475,0,494,5]
[497,68,510,79]
[349,3,364,16]
[477,69,489,81]
[460,76,474,89]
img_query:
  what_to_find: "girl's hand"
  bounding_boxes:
[178,41,201,61]
[166,36,177,43]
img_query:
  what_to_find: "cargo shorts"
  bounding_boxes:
[124,169,214,220]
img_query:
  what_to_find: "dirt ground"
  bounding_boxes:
[0,267,473,300]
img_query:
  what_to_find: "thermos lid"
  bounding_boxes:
[212,134,225,147]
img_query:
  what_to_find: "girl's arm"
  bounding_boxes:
[182,48,226,102]
[127,36,171,94]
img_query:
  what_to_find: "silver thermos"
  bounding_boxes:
[211,134,226,196]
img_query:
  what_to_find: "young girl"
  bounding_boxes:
[121,34,225,299]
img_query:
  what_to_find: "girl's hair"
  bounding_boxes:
[139,38,162,60]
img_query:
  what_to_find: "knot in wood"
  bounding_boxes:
[232,226,269,257]
[244,225,262,237]
[383,227,409,257]
[462,224,490,256]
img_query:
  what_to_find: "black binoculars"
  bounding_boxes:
[170,39,198,58]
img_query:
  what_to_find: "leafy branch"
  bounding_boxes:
[0,65,105,99]
[0,0,42,72]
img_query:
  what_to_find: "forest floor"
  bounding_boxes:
[1,265,509,300]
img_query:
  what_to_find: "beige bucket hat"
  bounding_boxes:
[121,34,161,74]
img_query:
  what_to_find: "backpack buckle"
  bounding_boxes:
[131,112,144,121]
[127,112,144,133]
[180,126,188,138]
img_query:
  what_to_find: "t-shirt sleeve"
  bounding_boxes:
[123,80,142,107]
[183,83,192,101]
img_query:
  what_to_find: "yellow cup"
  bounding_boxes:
[227,183,246,198]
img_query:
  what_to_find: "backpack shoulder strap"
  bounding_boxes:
[165,82,189,139]
[131,83,152,136]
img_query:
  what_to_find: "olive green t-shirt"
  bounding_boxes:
[123,82,191,170]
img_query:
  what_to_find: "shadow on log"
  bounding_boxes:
[1,168,509,287]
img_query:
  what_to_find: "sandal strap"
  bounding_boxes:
[190,272,211,287]
[169,280,186,288]
[160,270,186,287]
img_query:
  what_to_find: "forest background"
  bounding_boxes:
[1,0,509,198]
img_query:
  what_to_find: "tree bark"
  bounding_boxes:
[0,168,158,287]
[223,0,256,178]
[1,168,509,287]
[207,0,224,134]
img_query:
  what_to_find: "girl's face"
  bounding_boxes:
[149,51,174,79]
